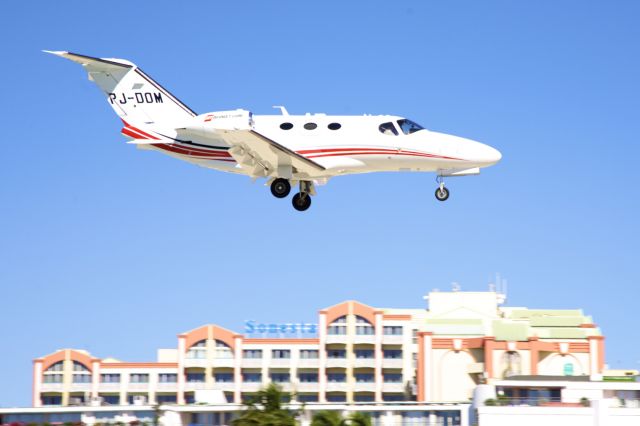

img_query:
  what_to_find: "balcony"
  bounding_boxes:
[127,383,150,391]
[382,358,404,369]
[185,382,207,391]
[156,382,178,391]
[241,359,263,368]
[382,382,405,393]
[241,382,263,392]
[382,335,404,345]
[269,358,291,368]
[325,358,347,368]
[326,382,347,392]
[353,335,375,344]
[98,382,121,392]
[325,335,348,344]
[353,358,376,368]
[296,382,319,392]
[353,382,376,392]
[212,382,235,392]
[69,383,92,392]
[212,357,235,368]
[41,383,64,392]
[184,358,208,368]
[297,358,319,368]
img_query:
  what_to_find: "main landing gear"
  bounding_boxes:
[435,176,450,202]
[270,178,291,198]
[270,179,314,211]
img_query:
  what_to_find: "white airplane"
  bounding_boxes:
[46,51,501,211]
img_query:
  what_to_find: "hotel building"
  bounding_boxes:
[32,290,605,408]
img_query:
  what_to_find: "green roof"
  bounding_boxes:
[493,321,529,341]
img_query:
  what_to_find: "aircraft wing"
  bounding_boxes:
[221,130,326,179]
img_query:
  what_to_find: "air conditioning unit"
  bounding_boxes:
[90,396,104,406]
[133,395,147,405]
[69,397,83,406]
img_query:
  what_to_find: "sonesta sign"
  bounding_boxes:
[245,320,318,335]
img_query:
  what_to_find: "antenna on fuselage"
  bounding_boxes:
[273,105,289,116]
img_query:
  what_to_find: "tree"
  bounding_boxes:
[311,411,371,426]
[232,383,299,426]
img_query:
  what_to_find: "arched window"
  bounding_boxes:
[215,340,233,359]
[501,351,522,378]
[356,315,374,335]
[72,361,91,383]
[328,315,347,335]
[43,361,64,384]
[187,340,207,359]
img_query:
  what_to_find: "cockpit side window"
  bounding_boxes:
[379,122,398,136]
[397,119,424,135]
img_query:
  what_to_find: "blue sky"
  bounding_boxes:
[1,0,639,406]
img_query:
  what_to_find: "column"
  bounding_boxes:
[588,336,605,377]
[318,311,327,403]
[483,337,495,380]
[33,360,43,407]
[345,305,355,404]
[529,337,539,375]
[62,353,72,406]
[374,312,383,402]
[234,336,243,403]
[417,332,432,402]
[91,360,101,400]
[177,335,186,404]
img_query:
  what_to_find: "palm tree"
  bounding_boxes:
[311,410,345,426]
[311,411,371,426]
[232,383,299,426]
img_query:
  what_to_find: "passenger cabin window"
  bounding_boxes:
[379,122,398,136]
[304,122,317,130]
[280,122,293,130]
[328,123,341,130]
[397,119,424,135]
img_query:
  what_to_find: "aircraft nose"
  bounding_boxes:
[474,143,502,166]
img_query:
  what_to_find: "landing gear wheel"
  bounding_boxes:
[435,186,450,201]
[270,178,291,198]
[292,192,312,211]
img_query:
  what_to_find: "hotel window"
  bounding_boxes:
[215,340,234,359]
[215,373,234,383]
[354,394,375,402]
[272,349,291,359]
[73,374,91,383]
[47,362,64,372]
[130,373,149,383]
[412,329,418,343]
[42,395,62,405]
[73,361,89,372]
[355,349,375,358]
[187,373,205,382]
[101,374,121,383]
[327,349,346,359]
[384,326,403,335]
[327,373,346,383]
[298,372,318,383]
[156,394,177,403]
[187,340,206,359]
[270,373,290,383]
[355,373,374,382]
[384,349,403,359]
[501,351,522,378]
[243,349,263,359]
[384,373,403,383]
[43,374,63,383]
[300,349,319,359]
[298,394,319,402]
[327,394,346,402]
[158,374,177,383]
[383,394,404,401]
[242,372,262,383]
[328,316,347,335]
[102,395,120,405]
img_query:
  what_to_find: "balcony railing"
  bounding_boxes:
[241,382,263,392]
[382,335,404,345]
[69,383,92,391]
[41,383,64,391]
[241,359,263,368]
[325,335,348,344]
[353,358,376,368]
[296,382,320,392]
[212,357,235,368]
[353,335,375,344]
[297,358,320,368]
[326,382,347,392]
[382,382,405,392]
[156,382,178,391]
[353,382,376,392]
[127,383,150,391]
[183,358,208,368]
[212,382,235,392]
[382,358,404,369]
[326,358,347,368]
[269,358,291,368]
[185,382,207,391]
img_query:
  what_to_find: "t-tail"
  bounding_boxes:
[44,51,196,139]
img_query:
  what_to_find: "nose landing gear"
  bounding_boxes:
[435,176,450,201]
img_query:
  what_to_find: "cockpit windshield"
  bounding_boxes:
[397,119,424,135]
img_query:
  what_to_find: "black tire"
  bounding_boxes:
[292,192,312,211]
[270,178,291,198]
[435,186,450,201]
